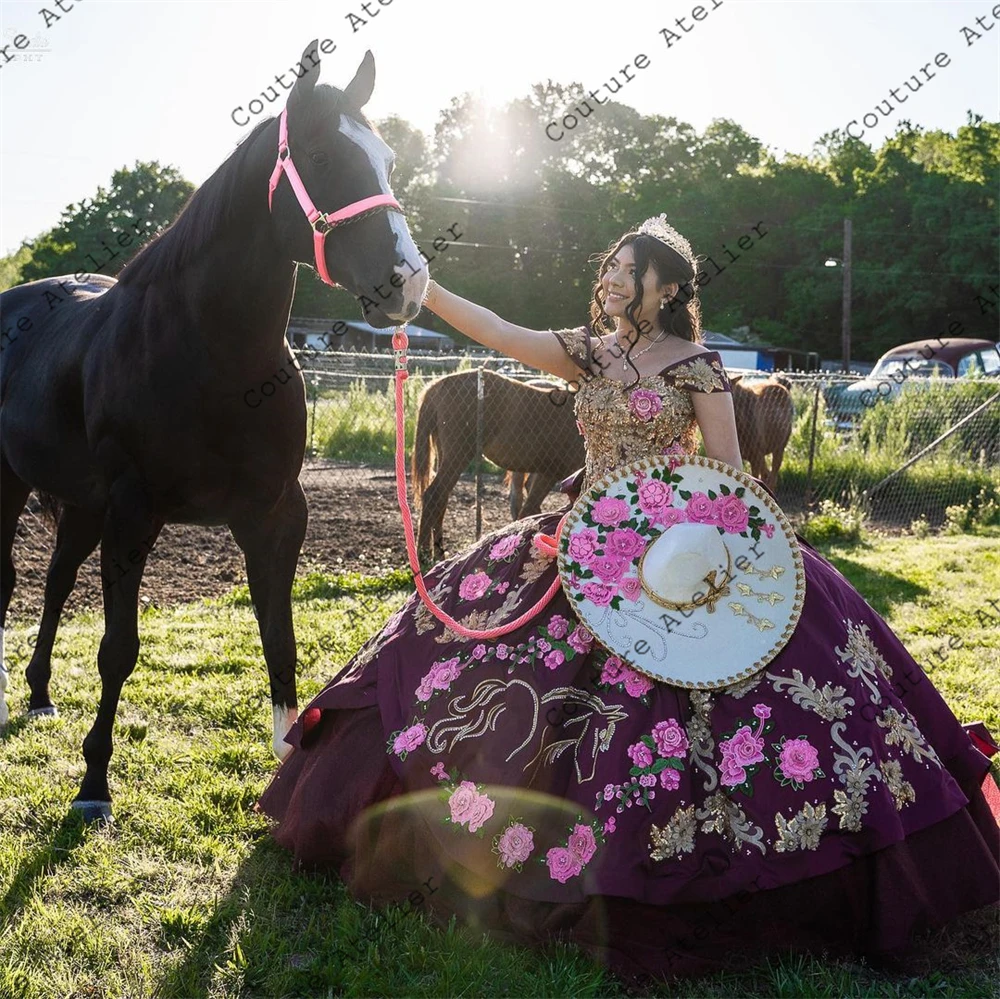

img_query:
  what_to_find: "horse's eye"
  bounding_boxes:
[310,151,329,166]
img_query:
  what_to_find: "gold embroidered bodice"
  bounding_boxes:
[553,326,732,493]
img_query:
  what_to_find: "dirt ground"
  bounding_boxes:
[6,461,570,623]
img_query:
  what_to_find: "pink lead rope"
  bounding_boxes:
[391,328,569,638]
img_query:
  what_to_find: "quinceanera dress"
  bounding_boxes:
[259,330,999,979]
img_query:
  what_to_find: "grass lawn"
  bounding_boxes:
[1,537,998,998]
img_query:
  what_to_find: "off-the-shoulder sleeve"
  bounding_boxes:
[551,326,594,374]
[668,351,731,393]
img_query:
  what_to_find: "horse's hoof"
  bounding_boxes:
[26,706,59,719]
[71,800,114,824]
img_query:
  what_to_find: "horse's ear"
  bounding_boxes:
[730,373,743,385]
[288,39,321,110]
[343,50,376,110]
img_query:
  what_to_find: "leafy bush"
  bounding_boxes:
[798,498,866,547]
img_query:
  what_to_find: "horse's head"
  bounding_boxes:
[268,42,427,326]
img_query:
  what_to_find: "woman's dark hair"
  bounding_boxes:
[588,231,702,386]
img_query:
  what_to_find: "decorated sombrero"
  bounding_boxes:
[556,455,805,689]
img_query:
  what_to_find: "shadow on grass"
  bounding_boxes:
[814,550,929,619]
[0,808,89,936]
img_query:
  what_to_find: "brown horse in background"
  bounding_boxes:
[412,370,585,556]
[730,374,794,491]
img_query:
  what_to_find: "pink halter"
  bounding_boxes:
[267,106,403,287]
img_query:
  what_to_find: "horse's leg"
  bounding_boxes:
[1,457,31,729]
[509,471,526,519]
[521,474,557,517]
[768,444,786,492]
[420,454,465,558]
[230,481,307,760]
[26,506,104,717]
[74,478,162,822]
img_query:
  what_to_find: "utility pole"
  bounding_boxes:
[842,218,852,374]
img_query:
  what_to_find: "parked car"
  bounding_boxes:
[824,338,1000,429]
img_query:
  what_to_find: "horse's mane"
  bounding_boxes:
[120,84,373,287]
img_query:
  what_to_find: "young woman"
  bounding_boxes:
[258,216,999,980]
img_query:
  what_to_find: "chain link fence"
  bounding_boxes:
[296,348,1000,566]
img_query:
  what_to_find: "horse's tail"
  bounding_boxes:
[35,490,62,531]
[412,386,437,508]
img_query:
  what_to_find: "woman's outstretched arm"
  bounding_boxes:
[422,280,587,383]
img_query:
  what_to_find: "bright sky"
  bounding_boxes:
[1,0,997,255]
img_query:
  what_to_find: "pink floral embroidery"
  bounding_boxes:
[448,781,495,832]
[567,625,594,654]
[604,816,616,834]
[496,822,534,868]
[458,571,491,600]
[638,479,674,522]
[659,769,681,790]
[712,494,750,534]
[496,581,509,594]
[718,724,767,789]
[416,656,464,702]
[495,643,510,660]
[600,656,626,685]
[547,615,570,639]
[754,703,772,720]
[628,388,663,422]
[581,581,616,607]
[430,762,448,781]
[591,555,629,583]
[544,649,566,670]
[545,847,583,883]
[775,737,823,785]
[392,723,427,756]
[567,823,597,864]
[659,508,687,527]
[762,522,775,539]
[605,527,646,560]
[591,496,630,526]
[623,669,654,698]
[567,528,600,564]
[628,742,654,768]
[488,534,521,560]
[652,718,690,758]
[684,491,718,525]
[619,577,642,601]
[472,644,487,659]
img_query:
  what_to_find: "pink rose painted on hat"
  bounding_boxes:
[489,534,521,560]
[592,496,630,526]
[652,718,689,758]
[567,625,594,654]
[628,741,654,768]
[458,571,491,600]
[619,576,642,601]
[547,614,570,639]
[546,846,584,883]
[638,479,673,521]
[600,655,626,685]
[762,522,775,538]
[591,555,629,583]
[778,738,821,783]
[685,491,718,524]
[567,528,600,564]
[659,508,687,527]
[582,581,616,607]
[623,669,654,698]
[628,388,663,422]
[712,494,750,534]
[567,823,597,864]
[605,527,646,560]
[496,822,534,867]
[392,723,427,756]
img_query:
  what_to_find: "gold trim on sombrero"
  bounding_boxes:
[556,454,806,691]
[637,542,734,614]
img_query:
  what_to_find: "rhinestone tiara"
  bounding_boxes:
[637,213,694,263]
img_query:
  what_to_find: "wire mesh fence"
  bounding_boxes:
[297,348,1000,566]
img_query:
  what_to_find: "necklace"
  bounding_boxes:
[616,327,668,375]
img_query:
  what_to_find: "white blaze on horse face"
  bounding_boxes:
[338,117,427,319]
[272,703,298,760]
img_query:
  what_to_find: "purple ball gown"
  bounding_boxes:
[258,329,999,979]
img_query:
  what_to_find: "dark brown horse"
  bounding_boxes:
[0,45,426,822]
[730,374,794,491]
[412,370,585,556]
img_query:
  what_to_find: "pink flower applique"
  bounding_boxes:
[567,528,601,564]
[567,823,597,864]
[684,491,718,525]
[495,644,510,661]
[712,494,750,534]
[591,555,629,583]
[753,703,772,720]
[591,496,630,527]
[605,527,646,561]
[430,762,448,781]
[488,534,521,561]
[659,769,681,790]
[416,656,464,702]
[619,576,642,601]
[567,625,595,655]
[496,581,510,594]
[543,817,605,882]
[458,571,492,601]
[638,479,674,522]
[628,742,654,768]
[603,816,617,835]
[600,655,626,685]
[582,581,616,607]
[493,820,535,871]
[544,649,565,670]
[545,846,583,884]
[652,718,690,758]
[547,614,570,639]
[628,388,663,422]
[471,644,487,659]
[773,736,825,788]
[391,723,427,757]
[622,668,654,698]
[717,709,771,791]
[447,780,495,833]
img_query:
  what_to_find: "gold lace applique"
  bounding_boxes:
[875,706,941,767]
[670,356,730,393]
[879,758,916,810]
[649,804,698,859]
[552,326,592,371]
[774,801,828,852]
[697,792,766,854]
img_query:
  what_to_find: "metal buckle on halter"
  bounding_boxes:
[277,144,292,162]
[312,215,336,235]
